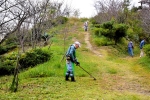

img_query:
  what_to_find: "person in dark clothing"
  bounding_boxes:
[65,41,80,82]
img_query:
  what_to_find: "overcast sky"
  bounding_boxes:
[58,0,141,18]
[65,0,96,18]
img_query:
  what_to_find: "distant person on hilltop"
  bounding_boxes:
[128,40,134,57]
[140,38,145,57]
[65,41,81,82]
[84,21,88,31]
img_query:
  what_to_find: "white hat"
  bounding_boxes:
[74,41,81,47]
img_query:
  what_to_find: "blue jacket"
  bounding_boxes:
[66,45,76,62]
[140,40,145,49]
[128,41,133,48]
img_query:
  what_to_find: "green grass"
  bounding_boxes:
[0,18,150,100]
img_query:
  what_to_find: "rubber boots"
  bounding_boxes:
[65,75,69,81]
[71,76,75,82]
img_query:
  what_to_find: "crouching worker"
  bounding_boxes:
[65,41,80,82]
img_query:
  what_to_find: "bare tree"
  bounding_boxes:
[93,0,125,23]
[0,0,72,92]
[139,9,150,37]
[0,0,71,48]
[28,0,51,49]
[28,0,73,49]
[0,0,32,44]
[72,9,81,18]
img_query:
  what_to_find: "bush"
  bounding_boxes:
[0,54,17,76]
[90,18,98,24]
[5,44,17,50]
[55,16,68,25]
[0,48,52,76]
[0,45,8,55]
[59,16,68,24]
[94,36,111,46]
[93,28,101,37]
[144,44,150,58]
[93,20,128,45]
[0,38,17,55]
[0,62,15,75]
[94,24,101,28]
[0,66,14,76]
[19,49,52,68]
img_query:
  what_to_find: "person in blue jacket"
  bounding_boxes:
[140,39,145,57]
[128,40,134,57]
[65,41,80,82]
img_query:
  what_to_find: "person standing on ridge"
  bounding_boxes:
[128,40,134,57]
[84,21,88,31]
[140,38,145,57]
[65,41,80,82]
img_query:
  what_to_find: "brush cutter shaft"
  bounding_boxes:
[78,65,96,80]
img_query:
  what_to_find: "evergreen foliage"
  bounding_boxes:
[0,49,52,76]
[0,37,17,55]
[93,20,128,45]
[19,49,52,68]
[0,53,16,75]
[144,44,150,58]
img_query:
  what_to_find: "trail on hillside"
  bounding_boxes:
[64,20,150,96]
[84,31,102,57]
[82,30,150,96]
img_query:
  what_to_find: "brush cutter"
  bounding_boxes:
[78,65,96,80]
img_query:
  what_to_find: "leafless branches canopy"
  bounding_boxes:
[0,0,71,48]
[93,0,125,23]
[139,9,150,35]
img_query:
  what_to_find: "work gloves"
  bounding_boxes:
[74,59,80,66]
[76,61,80,66]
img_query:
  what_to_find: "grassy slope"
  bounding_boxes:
[0,18,150,100]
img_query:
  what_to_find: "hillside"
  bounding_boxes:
[0,18,150,100]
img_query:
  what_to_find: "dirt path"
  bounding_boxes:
[83,31,150,96]
[84,32,102,57]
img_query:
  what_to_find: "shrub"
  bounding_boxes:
[94,36,111,46]
[5,37,17,45]
[144,44,150,58]
[19,49,52,68]
[0,54,17,76]
[0,45,7,55]
[54,16,68,25]
[59,16,68,24]
[93,20,128,45]
[93,28,101,37]
[0,48,52,76]
[5,44,17,50]
[90,18,98,24]
[94,24,101,28]
[0,38,17,55]
[102,21,114,29]
[0,64,14,75]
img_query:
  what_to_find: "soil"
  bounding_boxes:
[84,32,102,57]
